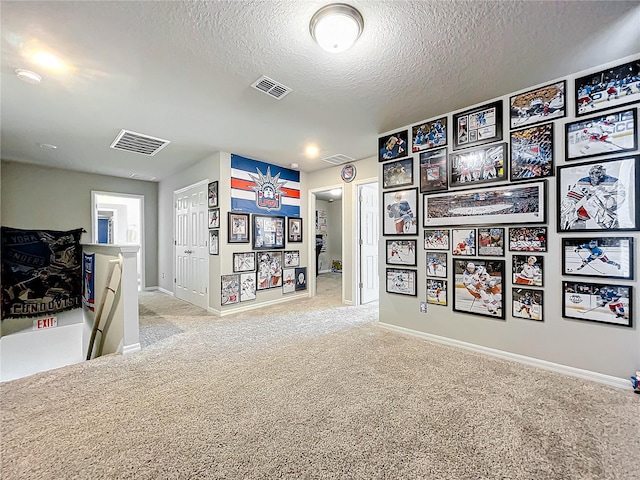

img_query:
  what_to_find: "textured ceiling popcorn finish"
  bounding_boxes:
[1,1,639,180]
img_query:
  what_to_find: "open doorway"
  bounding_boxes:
[91,191,145,290]
[311,186,343,303]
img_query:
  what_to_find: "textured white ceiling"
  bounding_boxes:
[1,1,640,180]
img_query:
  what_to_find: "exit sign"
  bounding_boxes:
[33,317,58,330]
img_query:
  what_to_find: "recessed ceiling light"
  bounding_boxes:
[305,145,319,157]
[15,69,42,84]
[38,143,58,149]
[310,3,364,53]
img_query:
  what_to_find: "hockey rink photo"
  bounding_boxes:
[562,282,632,327]
[512,288,543,321]
[565,109,637,160]
[561,237,633,279]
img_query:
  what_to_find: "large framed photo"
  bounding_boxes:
[209,230,219,255]
[575,59,640,117]
[383,158,414,189]
[557,156,639,232]
[424,181,547,227]
[424,229,450,250]
[386,268,417,296]
[508,226,547,252]
[477,227,505,257]
[378,130,409,162]
[386,239,417,266]
[208,208,220,229]
[412,117,447,152]
[419,148,448,193]
[562,281,632,328]
[426,251,447,278]
[427,279,447,306]
[510,123,554,181]
[509,80,566,129]
[565,109,637,161]
[256,251,283,290]
[208,181,218,208]
[239,272,256,302]
[512,288,543,321]
[383,188,418,235]
[221,274,240,306]
[233,252,256,272]
[452,228,476,256]
[253,214,285,249]
[562,237,634,280]
[449,143,507,187]
[512,254,543,287]
[453,100,503,150]
[453,259,505,319]
[287,217,303,243]
[228,212,250,243]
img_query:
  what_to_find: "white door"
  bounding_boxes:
[359,182,379,304]
[174,182,208,309]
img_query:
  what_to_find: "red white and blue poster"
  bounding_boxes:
[83,253,95,312]
[231,154,300,217]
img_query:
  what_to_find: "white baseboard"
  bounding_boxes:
[122,343,141,355]
[209,292,311,317]
[378,322,631,390]
[156,287,174,296]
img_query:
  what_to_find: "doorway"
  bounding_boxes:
[91,191,145,290]
[311,186,343,303]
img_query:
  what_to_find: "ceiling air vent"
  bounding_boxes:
[110,129,171,156]
[251,75,292,100]
[322,154,354,166]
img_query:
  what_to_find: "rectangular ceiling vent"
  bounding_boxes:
[322,154,355,166]
[110,129,170,156]
[129,173,157,181]
[251,75,292,100]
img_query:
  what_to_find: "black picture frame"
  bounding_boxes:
[508,226,547,252]
[383,157,414,189]
[383,188,418,235]
[449,142,507,187]
[477,227,505,257]
[424,229,450,250]
[208,181,218,208]
[386,239,417,266]
[419,148,448,193]
[253,214,285,250]
[565,108,637,161]
[452,259,505,319]
[209,230,219,255]
[512,288,543,321]
[426,251,447,278]
[452,228,476,256]
[256,251,283,289]
[453,100,503,150]
[561,237,634,280]
[287,217,303,243]
[512,254,543,287]
[385,268,417,296]
[557,156,639,232]
[233,252,256,273]
[509,80,566,129]
[295,267,307,291]
[228,212,250,243]
[378,130,410,162]
[575,59,640,117]
[510,123,554,182]
[208,208,220,229]
[427,279,447,306]
[562,281,632,328]
[411,116,447,152]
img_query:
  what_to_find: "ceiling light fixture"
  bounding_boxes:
[15,68,42,84]
[305,145,319,157]
[38,143,58,149]
[310,3,364,53]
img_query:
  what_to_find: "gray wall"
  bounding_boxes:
[1,161,159,287]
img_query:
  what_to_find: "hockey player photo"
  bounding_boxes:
[378,130,409,162]
[510,123,554,181]
[575,59,640,117]
[427,279,447,306]
[412,117,447,153]
[509,80,566,129]
[426,252,447,278]
[512,255,543,287]
[386,268,417,296]
[565,109,637,161]
[558,157,638,232]
[221,274,240,305]
[239,272,256,302]
[383,188,418,235]
[562,237,633,280]
[424,229,450,251]
[453,259,504,318]
[508,227,547,252]
[386,240,417,266]
[452,229,476,256]
[449,143,506,187]
[382,158,414,189]
[512,289,543,321]
[477,227,505,256]
[282,268,296,294]
[562,281,632,327]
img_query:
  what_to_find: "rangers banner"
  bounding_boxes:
[231,154,300,216]
[1,227,83,320]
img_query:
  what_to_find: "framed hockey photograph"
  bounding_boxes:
[419,148,448,193]
[561,237,634,280]
[386,268,417,296]
[383,188,418,235]
[508,226,547,252]
[386,239,417,266]
[512,254,543,287]
[451,228,476,256]
[228,212,250,243]
[512,288,543,321]
[253,214,285,250]
[287,217,303,243]
[562,281,632,328]
[510,123,554,182]
[557,155,639,232]
[221,274,240,306]
[378,130,410,162]
[208,181,218,208]
[426,251,447,278]
[453,259,505,319]
[208,208,220,229]
[449,143,507,187]
[233,252,256,273]
[509,80,566,129]
[453,100,503,150]
[283,250,300,267]
[282,268,296,294]
[256,251,283,290]
[424,229,450,250]
[295,267,307,291]
[477,227,505,257]
[575,59,640,117]
[424,181,547,227]
[427,279,447,306]
[412,117,447,152]
[239,272,256,302]
[382,158,414,189]
[565,108,637,161]
[209,230,219,255]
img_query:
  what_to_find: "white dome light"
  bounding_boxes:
[15,68,42,84]
[310,4,364,53]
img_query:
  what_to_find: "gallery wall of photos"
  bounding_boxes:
[379,56,639,330]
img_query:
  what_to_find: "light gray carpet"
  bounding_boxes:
[1,289,639,480]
